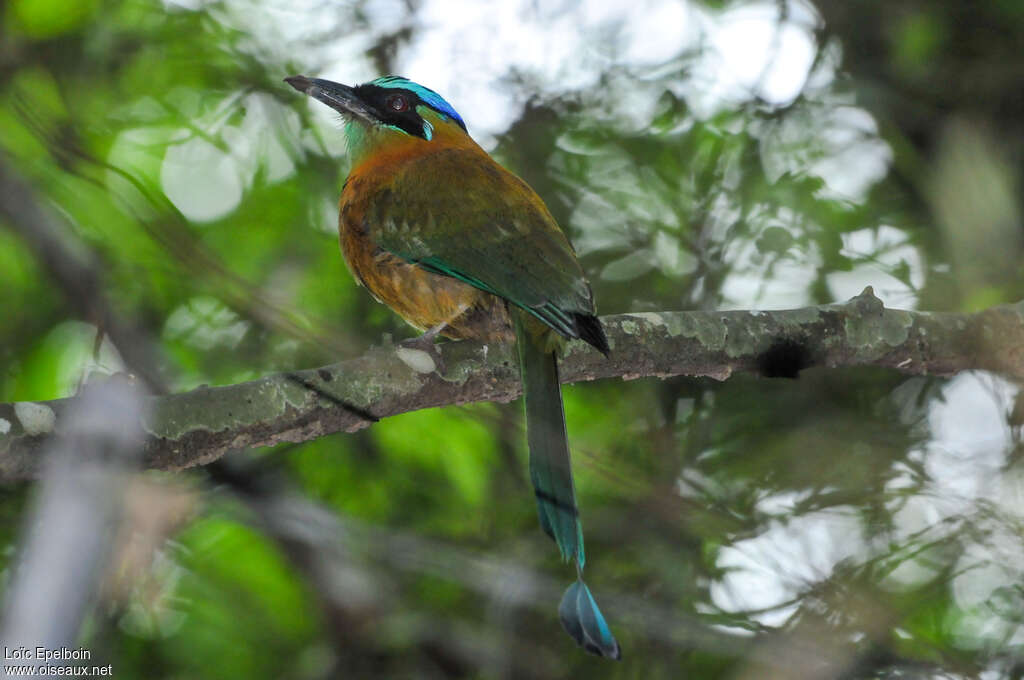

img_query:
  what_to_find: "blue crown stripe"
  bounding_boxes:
[369,76,466,130]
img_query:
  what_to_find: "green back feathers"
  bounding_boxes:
[361,146,604,347]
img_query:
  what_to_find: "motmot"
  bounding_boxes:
[285,74,621,659]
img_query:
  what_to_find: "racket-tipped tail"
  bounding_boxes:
[558,578,621,660]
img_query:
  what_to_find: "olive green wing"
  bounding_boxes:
[365,147,597,340]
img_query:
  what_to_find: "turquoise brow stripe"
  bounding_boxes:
[370,76,466,129]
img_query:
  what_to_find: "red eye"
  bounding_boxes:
[386,94,409,112]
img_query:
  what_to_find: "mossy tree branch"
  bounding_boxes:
[3,288,1022,480]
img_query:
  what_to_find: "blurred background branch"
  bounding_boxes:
[0,380,144,671]
[0,155,166,392]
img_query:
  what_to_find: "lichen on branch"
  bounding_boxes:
[2,288,1022,480]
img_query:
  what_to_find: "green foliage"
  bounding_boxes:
[6,0,99,39]
[2,0,1023,678]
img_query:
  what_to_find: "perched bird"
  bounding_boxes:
[286,74,620,659]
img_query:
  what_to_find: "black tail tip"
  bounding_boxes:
[574,314,610,357]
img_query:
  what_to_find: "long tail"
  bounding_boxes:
[514,312,621,660]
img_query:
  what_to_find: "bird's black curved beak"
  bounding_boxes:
[284,75,376,123]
